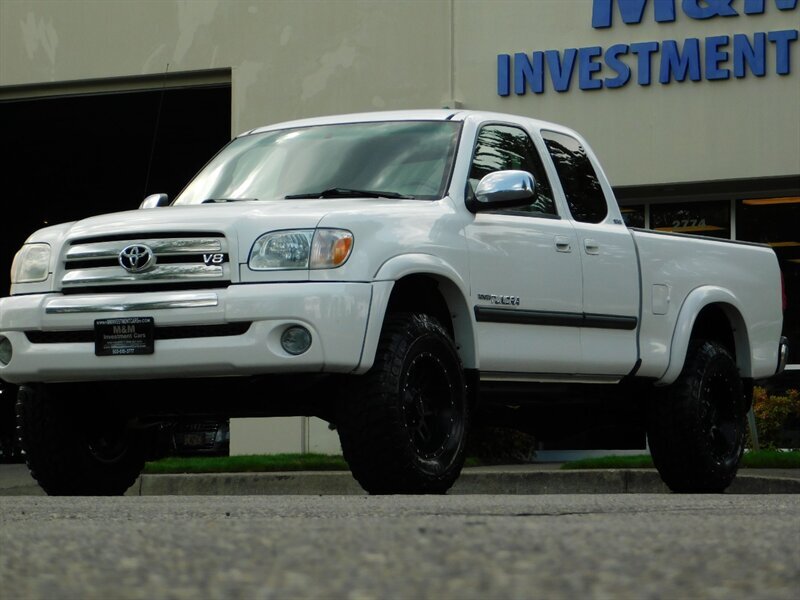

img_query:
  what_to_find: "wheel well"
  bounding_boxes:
[691,304,736,357]
[385,275,454,337]
[383,274,477,369]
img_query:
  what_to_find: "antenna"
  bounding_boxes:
[143,63,170,198]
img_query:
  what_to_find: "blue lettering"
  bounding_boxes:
[733,33,766,77]
[514,52,545,94]
[743,0,798,15]
[592,0,676,28]
[681,0,737,19]
[497,54,511,96]
[579,47,604,89]
[546,48,578,92]
[497,1,798,98]
[705,35,731,79]
[630,41,660,84]
[659,38,702,82]
[769,29,799,74]
[593,0,796,28]
[604,44,632,88]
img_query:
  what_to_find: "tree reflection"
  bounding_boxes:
[542,132,606,224]
[470,125,556,216]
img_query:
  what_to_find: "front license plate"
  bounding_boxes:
[95,317,155,356]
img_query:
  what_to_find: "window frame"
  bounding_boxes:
[467,121,561,220]
[541,129,609,225]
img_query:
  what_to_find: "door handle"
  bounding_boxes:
[555,236,572,253]
[584,239,600,255]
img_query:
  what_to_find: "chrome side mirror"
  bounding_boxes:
[140,193,170,209]
[467,170,536,213]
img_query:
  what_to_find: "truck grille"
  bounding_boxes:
[60,232,231,292]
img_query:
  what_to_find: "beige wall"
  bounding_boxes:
[0,0,455,136]
[2,1,797,187]
[230,417,341,455]
[454,0,800,186]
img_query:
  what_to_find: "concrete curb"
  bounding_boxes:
[3,463,798,496]
[127,469,800,496]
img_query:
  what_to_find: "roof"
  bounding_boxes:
[241,109,575,138]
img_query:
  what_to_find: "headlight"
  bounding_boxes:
[249,229,353,270]
[11,243,51,284]
[249,230,314,270]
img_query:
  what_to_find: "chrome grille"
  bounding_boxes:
[66,238,223,260]
[59,234,230,291]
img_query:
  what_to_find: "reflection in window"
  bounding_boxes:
[738,196,800,364]
[542,131,607,224]
[650,201,730,239]
[469,124,556,216]
[620,205,645,228]
[174,121,461,204]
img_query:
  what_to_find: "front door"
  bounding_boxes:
[465,123,583,376]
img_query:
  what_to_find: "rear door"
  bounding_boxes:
[541,130,640,377]
[465,122,582,376]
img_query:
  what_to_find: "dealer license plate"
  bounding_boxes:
[95,317,155,356]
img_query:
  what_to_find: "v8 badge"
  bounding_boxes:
[203,253,225,266]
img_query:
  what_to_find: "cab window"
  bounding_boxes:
[542,130,608,224]
[469,124,556,216]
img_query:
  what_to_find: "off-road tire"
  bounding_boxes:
[338,313,468,494]
[647,340,745,493]
[16,384,146,495]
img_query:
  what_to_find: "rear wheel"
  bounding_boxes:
[338,313,468,494]
[648,340,745,493]
[16,384,146,495]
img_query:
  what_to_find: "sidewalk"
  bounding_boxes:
[2,463,799,496]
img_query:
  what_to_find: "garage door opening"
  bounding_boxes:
[0,76,232,298]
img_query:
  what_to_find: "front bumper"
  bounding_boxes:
[0,283,372,384]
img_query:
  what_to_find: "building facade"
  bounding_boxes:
[1,0,798,453]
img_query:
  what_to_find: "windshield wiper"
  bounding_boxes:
[285,188,415,200]
[201,198,259,203]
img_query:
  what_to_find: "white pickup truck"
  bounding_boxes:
[0,110,788,495]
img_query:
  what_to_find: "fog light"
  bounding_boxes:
[281,326,312,355]
[0,336,11,366]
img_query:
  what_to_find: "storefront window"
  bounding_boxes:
[737,197,800,364]
[650,201,730,239]
[620,205,645,228]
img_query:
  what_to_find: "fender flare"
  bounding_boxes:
[657,285,751,386]
[354,254,476,373]
[373,253,469,286]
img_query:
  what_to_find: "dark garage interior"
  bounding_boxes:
[0,80,231,459]
[0,82,232,298]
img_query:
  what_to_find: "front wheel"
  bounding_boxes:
[338,313,468,494]
[647,340,745,493]
[16,384,146,495]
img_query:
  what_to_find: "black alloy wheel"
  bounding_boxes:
[16,384,146,495]
[648,340,745,493]
[338,313,468,494]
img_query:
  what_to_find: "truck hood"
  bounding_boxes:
[27,198,446,265]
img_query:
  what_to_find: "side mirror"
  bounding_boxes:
[140,193,170,209]
[466,170,536,213]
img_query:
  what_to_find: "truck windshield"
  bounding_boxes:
[173,120,462,205]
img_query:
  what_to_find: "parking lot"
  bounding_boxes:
[2,493,799,599]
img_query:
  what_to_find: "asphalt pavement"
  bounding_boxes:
[2,494,799,599]
[2,462,799,496]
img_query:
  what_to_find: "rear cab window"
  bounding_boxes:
[541,130,608,224]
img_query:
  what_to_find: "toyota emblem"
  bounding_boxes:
[119,244,156,273]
